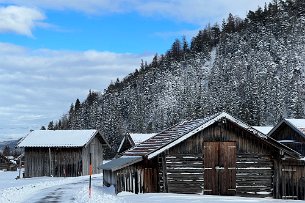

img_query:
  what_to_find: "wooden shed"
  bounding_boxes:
[18,130,110,177]
[0,154,16,171]
[101,112,305,199]
[268,119,305,156]
[268,118,305,199]
[116,133,157,157]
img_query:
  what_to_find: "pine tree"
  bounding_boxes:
[48,121,54,130]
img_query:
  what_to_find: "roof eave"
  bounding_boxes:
[100,156,143,172]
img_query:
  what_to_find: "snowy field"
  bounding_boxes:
[0,170,304,203]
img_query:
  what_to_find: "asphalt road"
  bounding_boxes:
[21,177,94,203]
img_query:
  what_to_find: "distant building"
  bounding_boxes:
[17,130,110,177]
[0,154,16,171]
[116,133,157,156]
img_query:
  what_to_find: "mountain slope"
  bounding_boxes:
[51,0,305,157]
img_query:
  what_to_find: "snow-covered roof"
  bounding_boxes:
[286,119,305,128]
[17,130,109,148]
[100,156,143,171]
[252,126,273,135]
[130,133,157,145]
[5,156,14,160]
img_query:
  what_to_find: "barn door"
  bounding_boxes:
[204,142,236,195]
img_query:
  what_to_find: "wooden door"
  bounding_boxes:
[204,142,236,195]
[204,142,219,194]
[143,168,158,193]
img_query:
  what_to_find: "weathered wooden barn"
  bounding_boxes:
[116,133,157,156]
[0,154,16,171]
[101,112,305,200]
[18,130,110,177]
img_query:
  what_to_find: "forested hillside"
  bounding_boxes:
[48,0,305,157]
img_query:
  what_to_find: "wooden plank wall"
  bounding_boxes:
[24,147,83,177]
[103,170,116,187]
[275,160,305,200]
[116,166,158,194]
[54,148,83,176]
[236,154,273,197]
[159,154,203,193]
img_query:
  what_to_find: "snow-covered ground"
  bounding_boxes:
[0,170,304,203]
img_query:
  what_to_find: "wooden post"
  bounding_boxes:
[18,155,22,179]
[89,153,92,198]
[49,148,52,177]
[161,153,168,192]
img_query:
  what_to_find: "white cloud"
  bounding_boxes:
[0,0,130,14]
[0,5,45,36]
[0,42,153,140]
[1,0,271,25]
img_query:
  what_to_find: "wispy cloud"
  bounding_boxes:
[0,42,153,140]
[134,0,272,25]
[0,5,45,36]
[1,0,271,25]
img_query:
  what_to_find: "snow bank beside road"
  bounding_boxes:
[73,185,120,203]
[1,170,304,203]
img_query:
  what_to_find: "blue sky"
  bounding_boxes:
[0,0,271,141]
[0,10,196,53]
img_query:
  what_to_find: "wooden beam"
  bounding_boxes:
[161,153,168,192]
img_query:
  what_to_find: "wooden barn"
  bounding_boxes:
[268,118,305,156]
[18,130,110,177]
[101,112,305,200]
[0,154,16,171]
[116,133,157,156]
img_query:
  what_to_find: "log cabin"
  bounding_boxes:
[18,130,110,177]
[101,112,305,200]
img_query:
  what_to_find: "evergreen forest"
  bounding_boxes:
[47,0,305,157]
